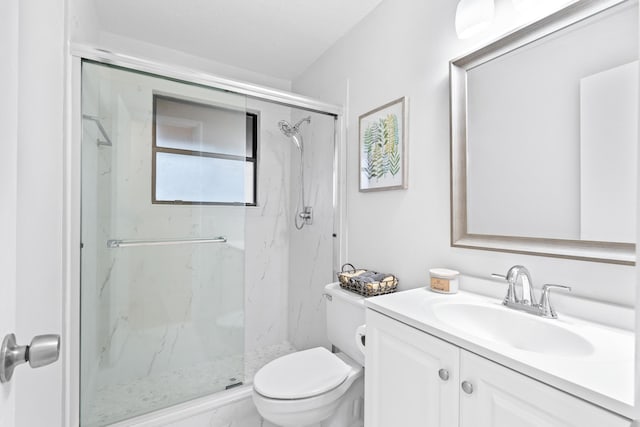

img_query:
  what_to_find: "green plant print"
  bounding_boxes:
[362,113,400,180]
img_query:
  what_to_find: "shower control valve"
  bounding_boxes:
[299,207,313,225]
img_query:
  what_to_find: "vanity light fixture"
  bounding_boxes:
[455,0,495,39]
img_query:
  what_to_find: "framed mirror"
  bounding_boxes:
[450,0,638,265]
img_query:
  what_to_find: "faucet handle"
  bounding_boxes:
[490,273,517,304]
[539,284,571,318]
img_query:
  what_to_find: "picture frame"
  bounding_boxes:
[358,97,408,192]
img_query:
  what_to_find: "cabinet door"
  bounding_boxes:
[459,350,630,427]
[365,310,459,427]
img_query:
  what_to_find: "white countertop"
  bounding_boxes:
[365,287,635,419]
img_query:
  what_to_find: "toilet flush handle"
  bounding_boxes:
[355,325,367,354]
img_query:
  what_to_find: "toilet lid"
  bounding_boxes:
[253,347,351,399]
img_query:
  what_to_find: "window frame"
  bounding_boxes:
[151,94,258,206]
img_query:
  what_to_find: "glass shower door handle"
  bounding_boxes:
[0,333,60,383]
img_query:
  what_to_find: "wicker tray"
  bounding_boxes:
[337,263,398,297]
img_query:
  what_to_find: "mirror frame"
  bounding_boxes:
[450,0,636,266]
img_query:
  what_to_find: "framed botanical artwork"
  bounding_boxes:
[358,97,407,192]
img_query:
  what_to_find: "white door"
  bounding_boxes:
[364,309,460,427]
[1,0,66,426]
[459,350,629,427]
[0,1,20,424]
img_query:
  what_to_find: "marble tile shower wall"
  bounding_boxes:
[287,111,336,351]
[83,69,294,392]
[243,98,292,353]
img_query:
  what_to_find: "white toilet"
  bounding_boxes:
[252,283,366,427]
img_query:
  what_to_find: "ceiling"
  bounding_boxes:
[94,0,385,81]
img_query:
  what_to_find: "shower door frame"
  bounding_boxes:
[65,44,347,426]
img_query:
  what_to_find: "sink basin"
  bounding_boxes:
[431,302,595,357]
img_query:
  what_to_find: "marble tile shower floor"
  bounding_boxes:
[83,341,297,427]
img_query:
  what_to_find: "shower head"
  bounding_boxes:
[278,120,296,137]
[278,116,311,150]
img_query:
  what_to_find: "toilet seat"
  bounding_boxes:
[254,347,351,399]
[252,350,363,426]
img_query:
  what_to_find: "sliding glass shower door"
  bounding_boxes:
[80,61,248,426]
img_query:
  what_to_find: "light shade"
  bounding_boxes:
[455,0,495,39]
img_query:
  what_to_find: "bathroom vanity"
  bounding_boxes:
[363,287,634,427]
[422,0,639,424]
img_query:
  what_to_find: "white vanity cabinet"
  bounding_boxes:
[364,309,460,427]
[364,309,630,427]
[459,349,629,427]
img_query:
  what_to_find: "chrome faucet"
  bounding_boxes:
[492,265,571,319]
[506,265,535,305]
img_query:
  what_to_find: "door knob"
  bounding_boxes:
[438,368,450,381]
[461,380,474,394]
[0,333,60,383]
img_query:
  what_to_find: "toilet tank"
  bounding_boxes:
[325,283,365,366]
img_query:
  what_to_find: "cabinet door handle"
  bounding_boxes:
[461,380,474,394]
[438,368,449,381]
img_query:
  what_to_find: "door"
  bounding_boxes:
[79,61,249,427]
[0,1,20,424]
[0,0,66,426]
[364,309,460,427]
[459,350,629,427]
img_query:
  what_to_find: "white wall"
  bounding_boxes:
[68,0,99,45]
[67,0,292,92]
[293,0,635,309]
[99,33,293,92]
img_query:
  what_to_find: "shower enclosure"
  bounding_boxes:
[80,60,338,426]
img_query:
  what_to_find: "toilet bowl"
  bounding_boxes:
[252,348,363,426]
[252,283,366,427]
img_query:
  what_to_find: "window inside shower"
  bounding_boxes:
[80,60,337,426]
[152,95,258,206]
